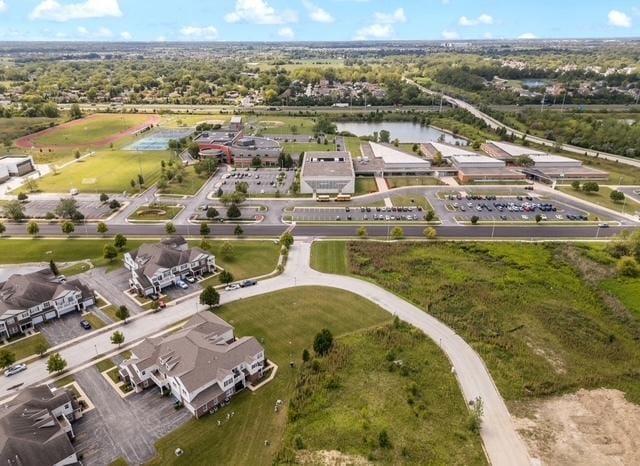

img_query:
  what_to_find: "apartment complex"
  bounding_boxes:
[119,312,266,418]
[0,269,95,339]
[124,236,216,297]
[0,386,83,466]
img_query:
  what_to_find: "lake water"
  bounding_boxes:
[336,122,468,145]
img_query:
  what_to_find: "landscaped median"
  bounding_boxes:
[127,203,183,223]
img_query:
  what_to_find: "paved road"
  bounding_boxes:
[403,78,640,169]
[0,238,531,466]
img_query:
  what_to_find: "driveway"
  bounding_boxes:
[38,311,92,346]
[80,268,143,315]
[73,366,191,465]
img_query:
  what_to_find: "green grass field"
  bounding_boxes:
[278,322,486,465]
[160,114,229,127]
[161,166,210,196]
[32,114,150,147]
[354,177,378,195]
[195,240,280,284]
[601,279,640,316]
[0,117,59,142]
[282,142,336,155]
[257,117,317,135]
[385,176,444,188]
[311,241,640,406]
[391,195,433,212]
[1,333,49,360]
[148,287,482,465]
[558,186,640,214]
[36,150,170,193]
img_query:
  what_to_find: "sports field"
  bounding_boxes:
[36,150,170,193]
[16,113,159,148]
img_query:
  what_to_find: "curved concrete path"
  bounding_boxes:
[0,239,531,466]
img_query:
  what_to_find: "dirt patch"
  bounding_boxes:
[514,389,640,465]
[259,120,285,127]
[296,450,372,466]
[15,114,160,149]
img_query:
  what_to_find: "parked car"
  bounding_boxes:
[4,364,27,377]
[225,284,241,291]
[176,280,189,290]
[598,223,609,228]
[240,279,257,287]
[80,320,92,330]
[185,276,196,284]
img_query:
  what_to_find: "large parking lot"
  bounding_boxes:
[21,199,114,220]
[292,205,428,223]
[217,168,295,195]
[441,193,592,223]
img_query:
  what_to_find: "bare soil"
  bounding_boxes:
[296,450,372,466]
[515,389,640,466]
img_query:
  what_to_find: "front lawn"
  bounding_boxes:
[83,313,107,330]
[36,150,171,193]
[148,287,482,465]
[391,195,434,212]
[354,177,378,195]
[1,333,49,360]
[160,165,211,196]
[385,176,444,188]
[558,186,639,214]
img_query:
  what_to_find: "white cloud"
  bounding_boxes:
[518,32,537,39]
[373,8,406,24]
[76,25,113,38]
[0,1,6,13]
[180,25,218,40]
[442,30,459,40]
[224,0,297,25]
[120,31,132,40]
[608,10,632,28]
[355,23,393,40]
[459,13,493,27]
[278,27,295,39]
[30,0,122,22]
[302,0,333,23]
[156,36,166,42]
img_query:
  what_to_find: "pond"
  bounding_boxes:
[336,122,468,145]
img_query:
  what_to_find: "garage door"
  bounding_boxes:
[45,311,57,320]
[32,316,44,325]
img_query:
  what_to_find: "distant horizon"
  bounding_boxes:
[0,1,639,42]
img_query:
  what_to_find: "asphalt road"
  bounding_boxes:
[0,239,532,466]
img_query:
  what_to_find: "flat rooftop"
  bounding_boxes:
[452,155,505,166]
[422,142,477,158]
[302,151,354,177]
[369,142,430,166]
[195,130,240,144]
[527,154,581,165]
[485,141,547,157]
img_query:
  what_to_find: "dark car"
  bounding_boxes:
[80,320,92,330]
[240,279,257,287]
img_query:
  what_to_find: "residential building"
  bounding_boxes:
[0,386,83,466]
[300,151,355,195]
[355,142,432,176]
[119,312,266,418]
[124,236,216,296]
[0,270,95,340]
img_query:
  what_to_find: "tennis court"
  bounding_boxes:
[125,128,195,151]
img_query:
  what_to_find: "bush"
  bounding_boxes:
[617,256,640,277]
[470,215,479,225]
[378,429,392,449]
[313,328,334,356]
[391,226,404,240]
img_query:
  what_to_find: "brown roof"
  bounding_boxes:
[130,312,263,392]
[0,387,77,466]
[129,243,211,279]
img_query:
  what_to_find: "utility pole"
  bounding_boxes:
[561,92,567,112]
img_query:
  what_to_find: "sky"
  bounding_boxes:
[0,0,638,42]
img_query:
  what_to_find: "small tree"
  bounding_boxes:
[0,350,16,369]
[0,222,5,236]
[582,181,600,193]
[220,242,234,261]
[425,210,435,222]
[313,329,334,356]
[617,256,640,277]
[234,225,244,236]
[165,222,176,235]
[280,231,294,249]
[470,215,480,225]
[571,180,581,191]
[17,192,28,201]
[99,193,109,203]
[227,203,241,219]
[35,342,49,357]
[111,330,125,348]
[302,348,310,363]
[468,396,484,433]
[61,221,75,235]
[47,353,67,374]
[219,270,234,284]
[424,227,437,240]
[357,226,368,238]
[200,285,220,309]
[27,221,39,236]
[391,226,404,240]
[535,214,542,224]
[97,222,109,235]
[4,200,25,221]
[200,222,210,236]
[103,244,118,262]
[378,430,392,449]
[206,207,219,219]
[49,259,59,276]
[114,234,127,250]
[610,190,626,203]
[109,199,121,210]
[115,305,130,324]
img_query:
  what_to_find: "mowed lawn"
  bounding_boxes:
[148,287,393,466]
[354,177,378,195]
[311,241,640,405]
[282,142,336,155]
[385,176,445,188]
[1,333,49,360]
[161,166,211,196]
[32,114,151,147]
[37,150,170,193]
[558,186,640,214]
